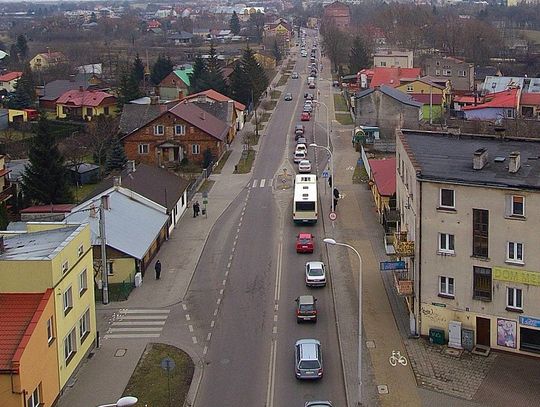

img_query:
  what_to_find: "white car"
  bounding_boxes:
[298,160,312,173]
[295,143,307,154]
[294,151,307,163]
[305,261,327,287]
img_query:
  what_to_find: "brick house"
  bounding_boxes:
[323,1,350,30]
[422,56,474,94]
[121,100,229,167]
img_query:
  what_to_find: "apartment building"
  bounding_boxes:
[423,56,474,93]
[0,223,97,390]
[373,50,414,69]
[396,129,540,356]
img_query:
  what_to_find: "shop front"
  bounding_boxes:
[519,316,540,354]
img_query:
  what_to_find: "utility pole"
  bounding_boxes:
[99,195,110,305]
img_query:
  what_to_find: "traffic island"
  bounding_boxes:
[122,343,194,407]
[234,149,256,174]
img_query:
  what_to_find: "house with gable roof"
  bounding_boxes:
[29,51,67,71]
[159,67,193,100]
[185,89,246,131]
[461,88,520,121]
[0,71,22,93]
[121,100,229,167]
[56,88,117,120]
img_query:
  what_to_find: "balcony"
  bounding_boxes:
[393,231,415,257]
[393,268,413,296]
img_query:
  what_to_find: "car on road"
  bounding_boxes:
[301,112,311,121]
[295,124,305,135]
[294,150,306,163]
[295,143,307,154]
[298,159,312,173]
[284,93,293,101]
[296,136,307,145]
[301,51,307,57]
[305,402,332,407]
[309,82,316,89]
[332,80,340,87]
[295,339,323,379]
[292,72,299,79]
[305,261,326,287]
[296,233,314,253]
[306,93,314,100]
[303,104,313,113]
[295,294,317,322]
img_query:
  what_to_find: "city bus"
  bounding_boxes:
[293,174,318,224]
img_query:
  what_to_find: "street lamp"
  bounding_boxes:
[323,238,363,406]
[310,143,334,214]
[314,99,331,148]
[97,396,138,407]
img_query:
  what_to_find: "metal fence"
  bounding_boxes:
[187,161,214,202]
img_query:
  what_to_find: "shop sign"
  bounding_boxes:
[431,302,447,308]
[519,316,540,328]
[493,267,540,286]
[380,261,406,271]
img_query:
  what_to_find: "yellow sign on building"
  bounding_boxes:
[494,267,540,286]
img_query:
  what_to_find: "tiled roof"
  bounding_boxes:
[357,85,423,108]
[521,92,540,106]
[37,51,66,62]
[0,290,52,372]
[370,67,422,88]
[119,103,171,135]
[56,89,116,107]
[187,89,246,111]
[369,158,396,196]
[20,204,75,213]
[0,71,22,82]
[40,79,90,101]
[409,93,443,104]
[462,88,519,110]
[168,101,229,141]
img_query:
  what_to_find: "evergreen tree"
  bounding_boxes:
[150,54,174,85]
[205,43,228,95]
[16,34,28,59]
[272,40,282,63]
[230,60,250,106]
[117,72,142,107]
[21,116,73,205]
[229,11,240,35]
[241,46,268,104]
[105,136,127,173]
[349,36,371,74]
[89,12,97,23]
[188,55,209,94]
[0,202,8,230]
[132,53,145,82]
[9,44,19,65]
[8,63,35,109]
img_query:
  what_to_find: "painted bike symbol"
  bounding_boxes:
[389,350,408,367]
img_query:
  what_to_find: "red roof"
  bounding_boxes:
[521,92,540,106]
[370,67,422,88]
[454,95,477,104]
[187,89,246,111]
[409,93,443,104]
[168,101,230,141]
[20,204,75,213]
[462,88,519,111]
[369,158,396,197]
[0,71,22,82]
[56,89,116,107]
[0,290,52,372]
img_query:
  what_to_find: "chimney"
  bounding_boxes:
[150,96,159,105]
[69,74,76,82]
[101,195,110,210]
[113,176,121,187]
[508,151,521,173]
[0,236,4,254]
[473,148,488,170]
[79,86,84,92]
[89,204,97,218]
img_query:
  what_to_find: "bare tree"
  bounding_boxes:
[321,22,350,73]
[85,115,119,177]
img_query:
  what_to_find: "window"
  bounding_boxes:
[458,70,466,77]
[192,144,200,154]
[64,328,77,364]
[439,188,455,208]
[154,125,164,135]
[506,109,514,118]
[435,69,441,76]
[61,260,69,274]
[175,124,186,135]
[63,287,73,315]
[506,195,525,217]
[406,84,413,92]
[27,384,42,407]
[473,266,492,301]
[436,61,440,66]
[439,276,455,297]
[104,106,110,115]
[47,318,54,345]
[507,242,524,263]
[106,261,114,276]
[79,309,91,343]
[507,287,523,311]
[438,233,455,254]
[86,107,93,117]
[380,61,386,67]
[443,69,452,76]
[79,269,88,296]
[78,244,84,257]
[472,209,489,258]
[138,144,149,154]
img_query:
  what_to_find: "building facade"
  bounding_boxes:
[423,56,474,93]
[396,129,540,356]
[373,50,414,69]
[323,1,350,29]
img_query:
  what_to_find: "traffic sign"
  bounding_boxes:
[329,212,337,221]
[322,170,329,178]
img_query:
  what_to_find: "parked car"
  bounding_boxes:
[298,159,312,173]
[284,93,293,101]
[295,339,323,379]
[296,232,314,253]
[332,80,340,87]
[301,112,311,121]
[295,295,317,322]
[294,150,306,163]
[292,72,299,79]
[305,402,332,407]
[305,261,326,287]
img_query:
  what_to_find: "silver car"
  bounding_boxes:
[298,160,311,173]
[305,261,326,287]
[295,339,323,379]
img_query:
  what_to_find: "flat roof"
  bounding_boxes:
[400,130,540,189]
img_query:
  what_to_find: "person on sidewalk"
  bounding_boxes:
[195,201,200,217]
[155,260,161,280]
[193,201,199,217]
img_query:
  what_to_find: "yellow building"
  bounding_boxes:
[55,89,117,121]
[254,52,277,70]
[0,289,60,407]
[29,51,67,71]
[396,78,449,121]
[0,223,97,390]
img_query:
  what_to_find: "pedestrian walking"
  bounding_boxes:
[194,201,200,217]
[155,260,161,280]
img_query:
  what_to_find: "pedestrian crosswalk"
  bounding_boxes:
[103,308,170,340]
[251,178,274,188]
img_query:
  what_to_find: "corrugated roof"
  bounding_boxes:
[66,188,169,260]
[168,101,229,141]
[462,88,519,110]
[369,158,396,196]
[56,89,116,107]
[20,204,75,214]
[370,67,422,88]
[409,93,443,104]
[173,68,194,87]
[521,92,540,106]
[379,85,423,108]
[0,290,52,372]
[481,76,524,94]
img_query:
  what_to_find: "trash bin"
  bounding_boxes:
[201,208,206,215]
[429,328,446,345]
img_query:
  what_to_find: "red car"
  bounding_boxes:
[296,233,314,253]
[301,112,311,121]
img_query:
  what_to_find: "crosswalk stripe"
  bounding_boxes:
[108,327,163,332]
[112,321,166,326]
[104,334,161,339]
[252,179,257,187]
[121,309,170,314]
[260,179,266,187]
[118,315,169,320]
[105,308,171,340]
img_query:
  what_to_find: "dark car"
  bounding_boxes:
[295,295,318,322]
[295,124,305,136]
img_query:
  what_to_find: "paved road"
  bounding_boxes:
[189,37,346,406]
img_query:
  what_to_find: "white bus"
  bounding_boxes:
[293,174,318,224]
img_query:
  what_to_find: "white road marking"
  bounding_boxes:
[203,346,208,355]
[225,270,229,276]
[122,309,170,314]
[222,280,226,286]
[227,262,231,269]
[274,304,279,311]
[182,304,187,311]
[260,179,266,188]
[210,320,215,328]
[273,315,278,322]
[217,298,221,305]
[252,179,257,188]
[229,255,233,262]
[120,315,169,320]
[220,289,224,295]
[272,326,277,334]
[192,336,198,344]
[104,334,161,339]
[207,332,212,341]
[185,314,191,321]
[214,309,218,316]
[112,321,166,326]
[189,325,194,332]
[108,327,163,332]
[265,340,278,407]
[274,242,283,302]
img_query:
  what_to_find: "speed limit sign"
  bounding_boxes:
[329,212,337,221]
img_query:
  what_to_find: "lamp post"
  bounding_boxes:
[323,238,363,406]
[310,143,334,214]
[97,396,138,407]
[314,98,331,148]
